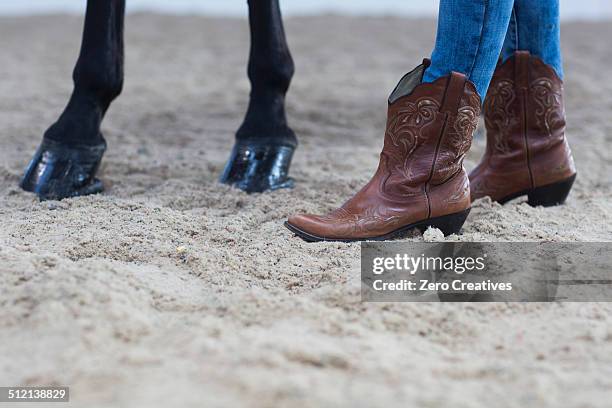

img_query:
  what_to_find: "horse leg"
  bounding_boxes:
[220,0,297,193]
[21,0,125,200]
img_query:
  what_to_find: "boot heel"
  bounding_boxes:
[422,209,471,237]
[527,174,576,207]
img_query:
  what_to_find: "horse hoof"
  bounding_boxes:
[20,138,107,201]
[220,141,295,193]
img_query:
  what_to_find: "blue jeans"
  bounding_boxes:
[423,0,563,98]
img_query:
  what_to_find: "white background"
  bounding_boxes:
[1,0,611,20]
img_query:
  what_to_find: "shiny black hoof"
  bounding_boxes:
[20,138,106,201]
[220,141,295,193]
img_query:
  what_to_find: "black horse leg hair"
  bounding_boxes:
[21,0,125,200]
[48,0,124,146]
[220,0,298,193]
[239,0,296,145]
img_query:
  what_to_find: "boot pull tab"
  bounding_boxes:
[515,51,531,90]
[440,71,468,115]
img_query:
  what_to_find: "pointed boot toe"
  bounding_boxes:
[285,213,339,242]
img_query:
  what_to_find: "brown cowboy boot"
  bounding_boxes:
[285,60,481,242]
[469,51,576,206]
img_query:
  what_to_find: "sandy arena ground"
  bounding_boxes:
[1,15,611,408]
